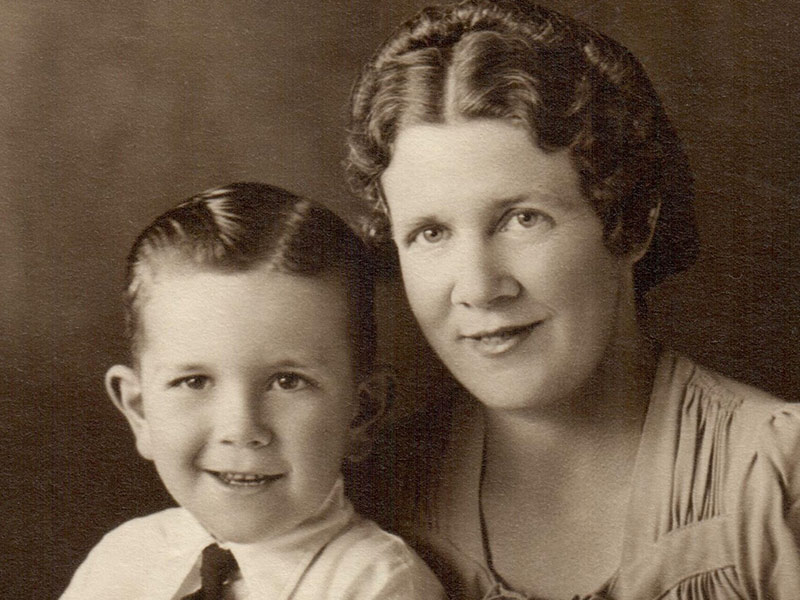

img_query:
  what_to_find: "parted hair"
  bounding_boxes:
[124,182,376,379]
[346,0,698,295]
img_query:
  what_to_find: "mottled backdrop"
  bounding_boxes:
[2,1,798,597]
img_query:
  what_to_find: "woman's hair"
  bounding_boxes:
[124,182,376,379]
[346,0,699,295]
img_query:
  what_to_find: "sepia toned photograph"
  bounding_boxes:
[3,1,798,598]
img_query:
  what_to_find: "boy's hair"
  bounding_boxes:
[346,0,699,299]
[124,182,376,380]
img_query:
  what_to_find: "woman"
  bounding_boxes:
[344,1,800,599]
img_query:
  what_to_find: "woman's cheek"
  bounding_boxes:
[399,251,447,307]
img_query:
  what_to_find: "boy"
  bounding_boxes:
[61,183,444,599]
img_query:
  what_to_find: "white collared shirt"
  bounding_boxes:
[61,478,444,600]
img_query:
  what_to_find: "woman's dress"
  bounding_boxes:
[351,351,800,599]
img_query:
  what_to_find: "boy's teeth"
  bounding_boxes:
[216,472,271,485]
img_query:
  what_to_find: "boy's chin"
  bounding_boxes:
[197,504,320,545]
[184,478,344,544]
[203,517,294,545]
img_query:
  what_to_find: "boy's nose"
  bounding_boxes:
[215,389,272,448]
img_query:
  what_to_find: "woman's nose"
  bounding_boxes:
[215,388,272,448]
[449,238,521,308]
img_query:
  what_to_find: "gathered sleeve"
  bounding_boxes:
[734,405,800,599]
[615,354,800,600]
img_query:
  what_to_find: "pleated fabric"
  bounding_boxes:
[388,351,800,600]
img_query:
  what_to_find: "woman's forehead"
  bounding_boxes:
[384,120,576,189]
[382,119,585,223]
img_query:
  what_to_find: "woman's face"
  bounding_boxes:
[381,119,640,413]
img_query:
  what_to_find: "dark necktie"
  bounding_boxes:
[181,543,239,600]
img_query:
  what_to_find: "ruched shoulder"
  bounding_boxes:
[729,387,800,598]
[616,353,800,600]
[353,351,800,600]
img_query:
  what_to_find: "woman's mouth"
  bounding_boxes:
[461,322,539,355]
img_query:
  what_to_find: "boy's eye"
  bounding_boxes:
[172,375,210,390]
[269,373,310,392]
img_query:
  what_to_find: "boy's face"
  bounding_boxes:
[109,263,359,544]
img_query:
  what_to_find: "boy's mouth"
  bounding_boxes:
[208,471,283,487]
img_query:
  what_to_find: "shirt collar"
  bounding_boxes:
[168,511,217,598]
[223,476,354,600]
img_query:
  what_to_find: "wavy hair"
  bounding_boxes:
[346,0,698,296]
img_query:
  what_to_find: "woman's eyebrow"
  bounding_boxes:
[267,356,332,371]
[392,194,552,231]
[492,195,531,209]
[391,213,441,235]
[476,194,558,217]
[494,191,567,208]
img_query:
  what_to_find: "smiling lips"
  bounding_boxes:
[461,322,540,355]
[209,471,284,487]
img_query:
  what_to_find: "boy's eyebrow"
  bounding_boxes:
[156,363,208,374]
[150,352,342,376]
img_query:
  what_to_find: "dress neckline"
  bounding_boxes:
[475,424,618,600]
[471,352,676,600]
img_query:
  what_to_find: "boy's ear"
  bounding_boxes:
[346,369,392,463]
[105,364,153,461]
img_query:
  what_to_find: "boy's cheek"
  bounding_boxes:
[132,423,155,461]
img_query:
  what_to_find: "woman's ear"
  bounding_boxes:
[105,364,152,461]
[346,369,392,463]
[630,202,661,264]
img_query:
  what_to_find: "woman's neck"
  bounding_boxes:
[478,333,658,597]
[482,330,657,482]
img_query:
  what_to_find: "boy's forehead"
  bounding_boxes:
[137,270,354,377]
[130,253,361,362]
[139,259,351,301]
[138,251,353,289]
[136,262,353,340]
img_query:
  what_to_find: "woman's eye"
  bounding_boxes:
[172,375,210,390]
[412,226,446,245]
[500,209,549,231]
[269,373,310,392]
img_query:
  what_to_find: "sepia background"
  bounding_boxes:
[2,1,798,596]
